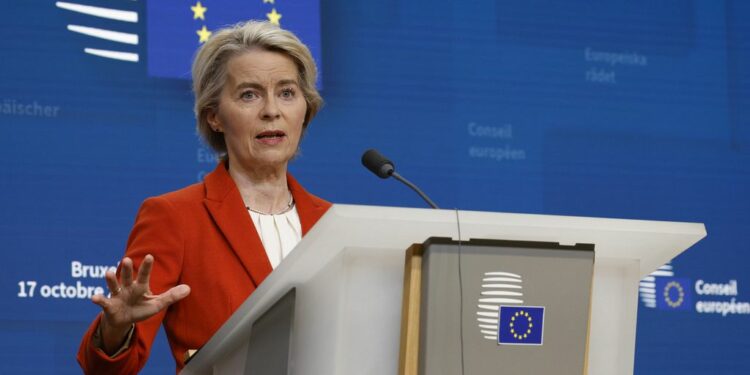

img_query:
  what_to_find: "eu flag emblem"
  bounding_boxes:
[655,277,693,311]
[498,306,545,346]
[146,0,322,80]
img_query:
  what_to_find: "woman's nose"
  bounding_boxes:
[261,96,281,119]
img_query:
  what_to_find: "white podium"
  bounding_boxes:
[180,204,706,375]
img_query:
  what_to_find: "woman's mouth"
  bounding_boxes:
[255,130,286,145]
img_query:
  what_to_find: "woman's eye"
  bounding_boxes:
[240,91,257,100]
[280,88,295,99]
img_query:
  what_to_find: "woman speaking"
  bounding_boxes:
[77,20,331,374]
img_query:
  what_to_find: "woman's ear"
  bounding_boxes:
[206,109,222,132]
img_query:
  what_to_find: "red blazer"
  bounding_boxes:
[77,163,331,374]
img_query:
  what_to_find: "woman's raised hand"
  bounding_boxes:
[91,254,190,354]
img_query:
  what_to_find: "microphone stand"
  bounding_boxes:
[391,171,439,209]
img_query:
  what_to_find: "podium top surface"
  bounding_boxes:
[323,204,706,275]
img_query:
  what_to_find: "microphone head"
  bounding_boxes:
[361,149,395,179]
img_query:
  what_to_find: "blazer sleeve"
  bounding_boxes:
[77,196,186,374]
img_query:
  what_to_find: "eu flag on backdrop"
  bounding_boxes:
[146,0,322,80]
[498,306,545,345]
[655,277,693,311]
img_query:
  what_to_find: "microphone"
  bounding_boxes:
[361,149,394,178]
[361,149,439,209]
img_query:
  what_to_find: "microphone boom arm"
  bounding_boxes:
[391,171,439,209]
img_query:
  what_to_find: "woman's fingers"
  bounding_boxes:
[91,255,190,325]
[149,284,191,312]
[136,254,154,286]
[121,257,134,287]
[92,271,119,313]
[104,270,121,297]
[91,293,109,308]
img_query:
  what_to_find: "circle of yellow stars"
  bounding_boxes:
[190,1,283,44]
[509,310,533,340]
[664,281,685,308]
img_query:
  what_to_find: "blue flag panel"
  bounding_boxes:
[147,0,321,80]
[498,306,545,345]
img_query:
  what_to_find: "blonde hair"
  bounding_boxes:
[192,20,322,154]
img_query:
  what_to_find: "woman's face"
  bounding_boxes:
[208,49,307,171]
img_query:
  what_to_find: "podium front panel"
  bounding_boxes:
[419,238,595,375]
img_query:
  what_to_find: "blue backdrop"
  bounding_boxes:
[1,0,748,373]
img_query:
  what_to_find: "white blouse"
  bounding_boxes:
[247,204,302,269]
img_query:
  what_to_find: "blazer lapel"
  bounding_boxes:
[288,174,330,235]
[203,163,273,286]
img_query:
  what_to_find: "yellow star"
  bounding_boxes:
[197,25,212,43]
[267,8,282,25]
[263,0,275,3]
[191,1,207,20]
